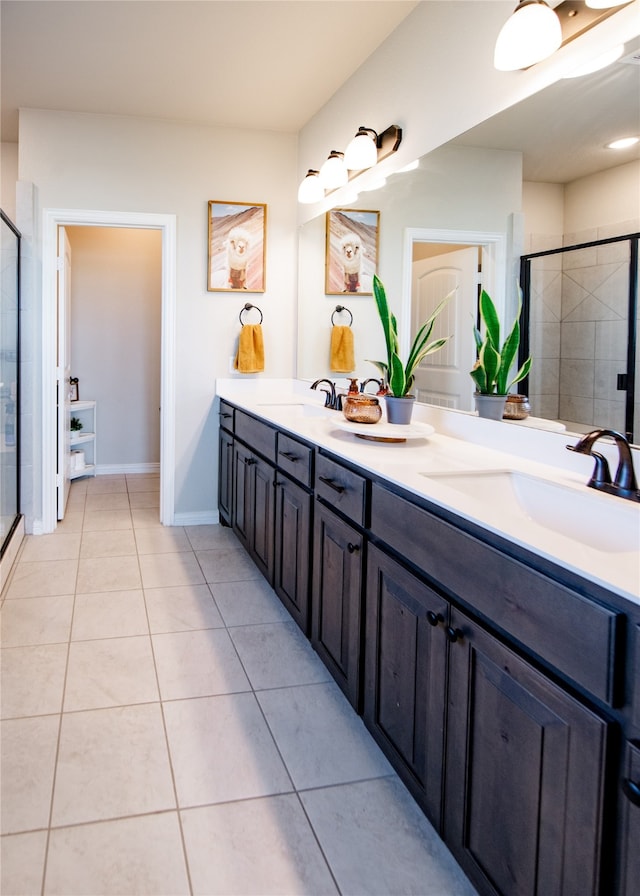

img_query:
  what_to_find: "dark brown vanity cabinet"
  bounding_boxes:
[233,438,275,583]
[445,608,609,896]
[620,740,640,896]
[217,400,235,527]
[311,454,368,710]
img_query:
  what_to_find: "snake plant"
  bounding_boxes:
[470,288,532,395]
[368,274,452,397]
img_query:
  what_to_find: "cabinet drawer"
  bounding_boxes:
[371,483,624,706]
[316,453,367,526]
[218,399,235,432]
[276,432,313,488]
[235,410,276,463]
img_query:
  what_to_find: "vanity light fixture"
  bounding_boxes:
[319,151,348,189]
[297,169,324,204]
[495,0,633,71]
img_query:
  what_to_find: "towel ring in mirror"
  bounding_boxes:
[331,305,353,327]
[239,302,263,326]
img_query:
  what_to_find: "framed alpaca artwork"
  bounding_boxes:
[325,208,380,296]
[208,201,267,292]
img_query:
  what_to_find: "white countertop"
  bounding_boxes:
[216,378,640,605]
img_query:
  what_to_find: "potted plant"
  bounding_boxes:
[369,274,452,424]
[470,287,532,420]
[70,416,83,433]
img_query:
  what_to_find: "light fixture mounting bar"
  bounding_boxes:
[344,124,403,184]
[555,0,632,49]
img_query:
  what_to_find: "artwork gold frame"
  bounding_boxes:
[208,201,267,292]
[325,208,380,296]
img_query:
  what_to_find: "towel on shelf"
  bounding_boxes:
[330,325,355,373]
[234,324,265,373]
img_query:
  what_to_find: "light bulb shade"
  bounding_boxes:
[319,151,348,189]
[344,127,378,170]
[297,169,324,204]
[494,0,562,71]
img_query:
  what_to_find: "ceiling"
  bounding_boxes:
[0,0,418,143]
[1,1,638,184]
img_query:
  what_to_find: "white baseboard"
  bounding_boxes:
[174,510,220,527]
[96,463,160,476]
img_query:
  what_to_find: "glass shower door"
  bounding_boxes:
[0,210,20,553]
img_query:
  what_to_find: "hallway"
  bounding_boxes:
[1,474,476,895]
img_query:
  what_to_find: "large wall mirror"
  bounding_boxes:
[296,36,640,440]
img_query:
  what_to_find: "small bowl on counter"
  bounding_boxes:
[503,394,531,420]
[342,394,382,425]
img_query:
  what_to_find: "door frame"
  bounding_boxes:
[42,208,177,531]
[400,228,507,360]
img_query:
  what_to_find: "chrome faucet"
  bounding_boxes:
[567,429,640,503]
[310,378,339,409]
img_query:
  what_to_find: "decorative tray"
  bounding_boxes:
[332,419,435,443]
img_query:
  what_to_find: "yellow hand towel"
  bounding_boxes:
[234,324,265,373]
[330,325,355,373]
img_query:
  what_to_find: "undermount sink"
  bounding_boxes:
[421,470,640,554]
[256,401,331,418]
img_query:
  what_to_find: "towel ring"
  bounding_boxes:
[239,302,263,326]
[331,305,353,327]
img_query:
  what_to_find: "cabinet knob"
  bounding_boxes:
[446,626,463,643]
[318,475,345,494]
[245,458,256,466]
[623,777,640,807]
[347,542,360,554]
[426,610,444,627]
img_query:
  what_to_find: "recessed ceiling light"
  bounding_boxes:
[606,137,639,150]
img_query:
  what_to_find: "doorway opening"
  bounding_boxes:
[42,209,177,533]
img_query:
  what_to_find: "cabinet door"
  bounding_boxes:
[232,441,274,583]
[364,544,448,827]
[273,475,312,634]
[445,608,609,896]
[312,502,363,709]
[218,428,234,527]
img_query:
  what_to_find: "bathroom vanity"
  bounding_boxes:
[216,379,640,896]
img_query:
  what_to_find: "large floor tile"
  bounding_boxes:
[230,622,331,690]
[0,715,59,833]
[126,474,160,493]
[82,509,132,531]
[211,577,290,626]
[86,475,127,494]
[257,681,393,790]
[54,511,84,534]
[0,595,74,646]
[185,523,239,551]
[144,583,223,633]
[52,704,175,826]
[152,628,249,699]
[76,555,142,593]
[1,830,47,895]
[134,526,191,555]
[131,507,162,528]
[1,643,67,718]
[45,813,189,895]
[164,693,292,807]
[20,533,81,562]
[72,589,148,640]
[301,778,479,896]
[182,795,338,896]
[138,552,205,589]
[80,528,137,558]
[85,492,130,512]
[195,547,262,583]
[64,635,158,711]
[4,560,78,599]
[128,490,159,509]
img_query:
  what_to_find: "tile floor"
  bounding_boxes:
[1,473,478,896]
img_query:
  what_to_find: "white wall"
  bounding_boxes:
[564,160,640,237]
[1,143,19,222]
[66,226,162,469]
[16,110,298,525]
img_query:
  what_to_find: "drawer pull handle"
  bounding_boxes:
[220,413,232,419]
[319,476,345,494]
[279,451,298,462]
[245,458,257,466]
[347,542,360,554]
[427,611,444,627]
[446,626,463,643]
[623,777,640,807]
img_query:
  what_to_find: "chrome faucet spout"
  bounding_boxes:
[567,429,639,502]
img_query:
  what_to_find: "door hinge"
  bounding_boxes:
[56,255,64,271]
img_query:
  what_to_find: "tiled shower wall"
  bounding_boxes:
[527,219,639,436]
